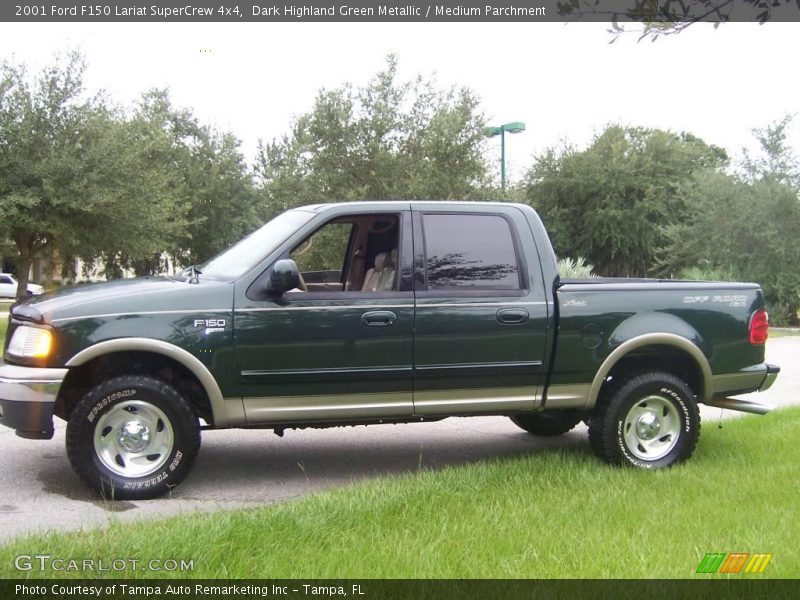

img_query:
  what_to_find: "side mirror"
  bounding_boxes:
[267,259,300,295]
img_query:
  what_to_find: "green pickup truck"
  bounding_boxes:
[0,202,780,499]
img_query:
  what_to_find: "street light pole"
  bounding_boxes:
[500,128,506,191]
[484,121,526,191]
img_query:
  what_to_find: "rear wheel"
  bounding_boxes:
[509,410,584,436]
[66,375,201,500]
[588,370,700,468]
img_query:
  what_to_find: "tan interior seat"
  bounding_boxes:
[361,249,397,292]
[377,248,397,291]
[361,252,387,292]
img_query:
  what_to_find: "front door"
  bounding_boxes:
[234,209,415,424]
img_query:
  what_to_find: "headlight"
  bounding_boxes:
[7,326,53,358]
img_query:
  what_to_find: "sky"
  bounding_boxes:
[1,21,799,184]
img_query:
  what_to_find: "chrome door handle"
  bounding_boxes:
[496,308,529,325]
[361,311,396,327]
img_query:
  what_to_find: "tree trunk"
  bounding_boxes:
[104,257,124,280]
[13,232,34,300]
[133,253,162,277]
[15,253,32,300]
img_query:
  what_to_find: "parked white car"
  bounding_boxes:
[0,273,44,298]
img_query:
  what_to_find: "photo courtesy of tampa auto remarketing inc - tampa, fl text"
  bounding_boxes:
[0,0,799,598]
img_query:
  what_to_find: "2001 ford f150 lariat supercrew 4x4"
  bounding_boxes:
[0,202,781,498]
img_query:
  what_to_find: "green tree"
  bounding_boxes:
[65,104,190,279]
[740,115,799,190]
[660,119,800,324]
[183,131,257,265]
[133,90,258,272]
[0,53,190,295]
[524,125,727,276]
[0,52,91,297]
[256,56,490,217]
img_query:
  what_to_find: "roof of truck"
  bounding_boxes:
[297,200,533,212]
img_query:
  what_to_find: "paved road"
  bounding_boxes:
[0,337,797,544]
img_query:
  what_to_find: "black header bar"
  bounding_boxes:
[4,579,800,600]
[4,0,800,23]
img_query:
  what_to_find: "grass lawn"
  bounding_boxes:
[1,407,797,579]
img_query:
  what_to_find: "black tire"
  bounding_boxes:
[66,375,201,500]
[588,370,700,468]
[510,410,584,436]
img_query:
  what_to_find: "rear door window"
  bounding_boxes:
[422,213,521,290]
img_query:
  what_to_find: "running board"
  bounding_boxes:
[704,397,773,415]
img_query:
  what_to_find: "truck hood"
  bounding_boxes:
[11,276,233,324]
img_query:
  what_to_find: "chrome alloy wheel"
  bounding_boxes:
[622,395,681,461]
[93,400,174,478]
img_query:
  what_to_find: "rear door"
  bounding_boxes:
[411,205,550,415]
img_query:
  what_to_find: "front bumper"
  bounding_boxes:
[0,362,67,439]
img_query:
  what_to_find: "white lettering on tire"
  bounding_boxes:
[86,389,137,423]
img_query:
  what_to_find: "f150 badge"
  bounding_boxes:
[194,318,226,334]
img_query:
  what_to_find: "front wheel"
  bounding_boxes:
[66,375,201,500]
[588,371,700,468]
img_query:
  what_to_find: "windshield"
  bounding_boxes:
[198,209,316,280]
